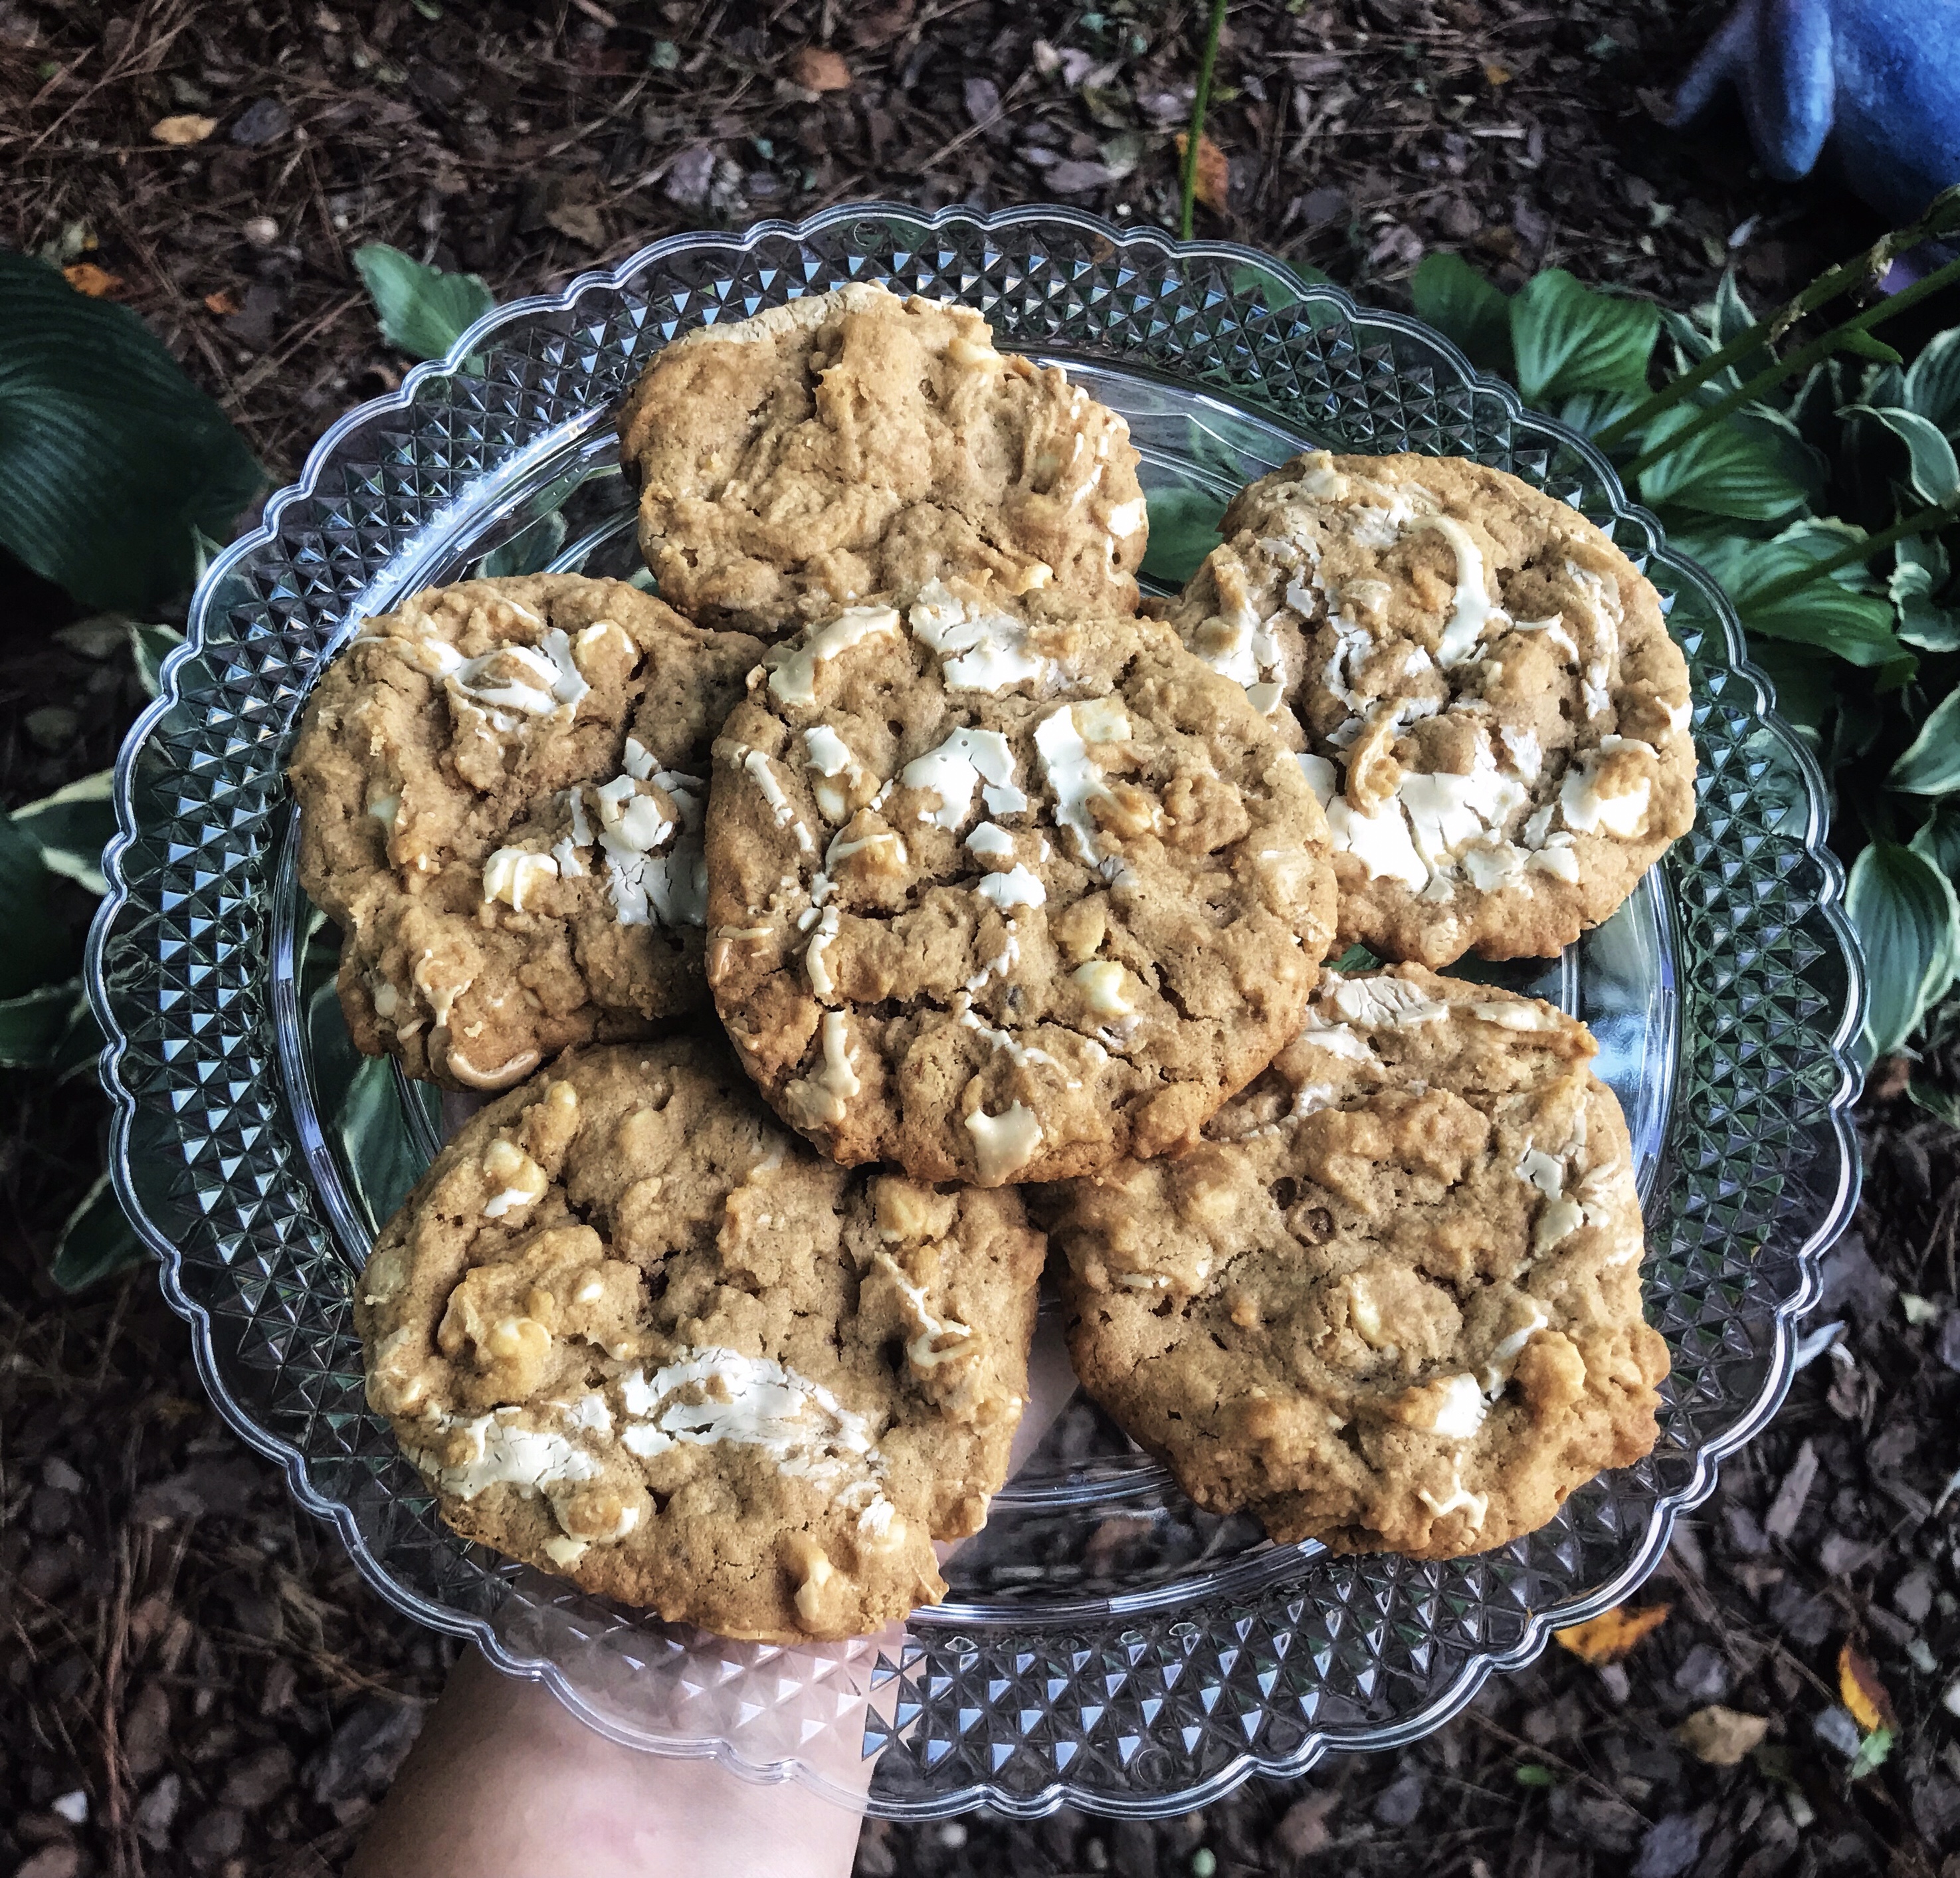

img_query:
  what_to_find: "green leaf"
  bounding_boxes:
[336,1054,435,1232]
[1846,842,1960,1060]
[1332,942,1383,972]
[1904,326,1960,435]
[1637,404,1813,520]
[0,980,83,1068]
[0,252,263,612]
[478,508,568,579]
[0,811,69,999]
[1508,269,1658,405]
[1889,686,1960,793]
[14,768,114,894]
[1891,533,1960,651]
[49,1169,147,1292]
[1838,403,1960,506]
[1410,253,1513,375]
[1140,483,1227,588]
[131,622,185,698]
[1911,801,1960,881]
[1747,640,1835,736]
[1848,1725,1894,1781]
[1696,522,1907,667]
[1513,1764,1555,1788]
[1228,259,1335,315]
[353,243,496,363]
[1556,387,1644,441]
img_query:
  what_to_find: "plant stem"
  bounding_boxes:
[1179,0,1230,241]
[1593,182,1960,451]
[1746,501,1959,610]
[1622,249,1960,478]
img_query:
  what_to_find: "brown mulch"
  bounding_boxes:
[3,3,1957,1875]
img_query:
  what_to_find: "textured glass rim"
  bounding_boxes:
[85,201,1868,1813]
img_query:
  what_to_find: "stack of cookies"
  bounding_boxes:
[290,284,1694,1643]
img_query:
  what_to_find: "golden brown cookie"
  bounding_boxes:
[1164,451,1696,966]
[617,282,1147,634]
[355,1039,1045,1640]
[701,579,1339,1186]
[290,575,762,1090]
[1046,965,1670,1559]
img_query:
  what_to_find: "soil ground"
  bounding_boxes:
[2,3,1957,1875]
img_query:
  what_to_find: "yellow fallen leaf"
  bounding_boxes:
[1838,1641,1897,1733]
[204,289,241,316]
[62,262,123,297]
[1553,1602,1671,1665]
[1173,130,1230,215]
[1484,62,1513,86]
[1675,1705,1769,1766]
[151,114,217,145]
[791,46,852,92]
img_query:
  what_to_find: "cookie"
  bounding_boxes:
[355,1039,1046,1640]
[1047,965,1670,1558]
[617,282,1147,635]
[702,579,1339,1186]
[290,575,763,1091]
[1164,451,1696,966]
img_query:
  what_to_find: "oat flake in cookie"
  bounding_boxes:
[702,580,1338,1186]
[356,1039,1044,1640]
[290,575,761,1091]
[1048,966,1670,1559]
[617,282,1147,635]
[1165,451,1696,966]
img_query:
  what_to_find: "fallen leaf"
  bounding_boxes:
[1676,1705,1770,1766]
[1838,1641,1898,1733]
[62,262,122,297]
[791,46,851,93]
[151,114,216,146]
[1553,1603,1672,1665]
[203,289,241,316]
[1173,130,1230,214]
[1484,61,1513,85]
[545,202,605,247]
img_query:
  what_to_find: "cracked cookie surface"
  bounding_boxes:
[1046,965,1670,1558]
[702,579,1338,1186]
[617,282,1147,635]
[290,575,762,1090]
[355,1038,1044,1639]
[1164,451,1696,966]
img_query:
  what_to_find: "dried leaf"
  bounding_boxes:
[1484,61,1513,85]
[791,46,852,93]
[203,290,241,316]
[1553,1603,1672,1664]
[1173,131,1230,214]
[1838,1641,1898,1733]
[545,202,605,247]
[62,263,122,298]
[151,114,217,146]
[1676,1705,1771,1766]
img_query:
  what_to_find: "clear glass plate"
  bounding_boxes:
[87,203,1864,1820]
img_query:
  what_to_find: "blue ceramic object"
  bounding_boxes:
[1674,0,1960,222]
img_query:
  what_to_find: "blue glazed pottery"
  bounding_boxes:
[1674,0,1960,223]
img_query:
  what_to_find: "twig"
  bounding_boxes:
[1178,0,1229,241]
[1594,182,1960,450]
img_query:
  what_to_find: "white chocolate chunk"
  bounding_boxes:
[1072,960,1133,1016]
[482,847,558,912]
[900,727,1017,831]
[965,1101,1042,1182]
[767,606,901,707]
[973,865,1046,910]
